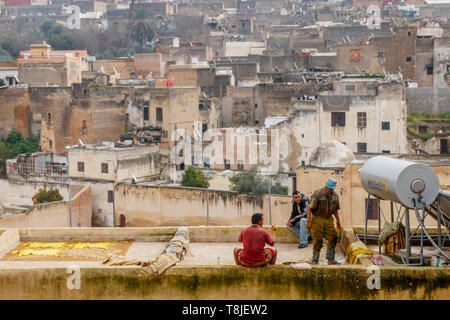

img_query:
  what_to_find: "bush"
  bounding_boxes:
[32,188,63,204]
[230,168,288,195]
[181,166,208,188]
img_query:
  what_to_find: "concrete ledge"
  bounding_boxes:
[0,265,448,300]
[8,226,299,243]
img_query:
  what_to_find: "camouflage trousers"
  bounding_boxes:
[311,216,338,263]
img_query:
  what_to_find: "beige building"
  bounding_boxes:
[68,143,167,226]
[274,78,409,170]
[17,44,89,87]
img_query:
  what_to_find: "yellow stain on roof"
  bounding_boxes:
[12,248,63,257]
[10,241,117,257]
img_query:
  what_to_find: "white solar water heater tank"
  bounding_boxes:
[359,156,440,208]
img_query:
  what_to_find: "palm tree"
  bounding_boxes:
[128,9,156,51]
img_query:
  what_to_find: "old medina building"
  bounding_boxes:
[17,43,90,87]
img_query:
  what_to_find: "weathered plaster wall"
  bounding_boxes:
[114,184,292,227]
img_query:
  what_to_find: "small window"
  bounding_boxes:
[406,56,412,62]
[82,120,87,135]
[357,143,367,153]
[255,104,258,108]
[346,85,355,91]
[418,125,428,134]
[331,112,346,127]
[378,51,384,58]
[381,122,390,130]
[237,160,244,170]
[365,198,379,220]
[156,107,163,122]
[101,163,108,174]
[49,140,52,150]
[426,66,433,75]
[224,159,231,170]
[357,112,367,128]
[255,120,259,125]
[77,162,85,172]
[143,107,149,121]
[47,113,51,125]
[202,123,208,133]
[218,135,223,141]
[382,150,391,154]
[107,190,113,203]
[408,31,411,36]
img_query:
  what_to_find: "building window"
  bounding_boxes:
[357,143,367,153]
[378,51,384,58]
[381,121,390,130]
[357,112,367,128]
[108,190,113,203]
[418,125,428,134]
[224,159,231,170]
[365,198,379,220]
[441,138,448,154]
[255,104,258,108]
[101,163,108,174]
[143,107,149,121]
[426,66,433,75]
[202,123,208,133]
[49,140,52,150]
[77,162,84,172]
[346,85,355,91]
[47,113,51,125]
[156,107,163,122]
[406,56,412,62]
[82,120,87,135]
[237,160,244,170]
[382,150,391,154]
[331,112,346,127]
[218,135,223,141]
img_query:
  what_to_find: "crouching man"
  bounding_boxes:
[234,213,277,267]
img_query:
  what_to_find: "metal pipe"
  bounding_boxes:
[378,198,381,254]
[405,207,410,264]
[206,189,210,226]
[268,175,272,225]
[390,201,394,223]
[364,193,370,245]
[437,195,442,249]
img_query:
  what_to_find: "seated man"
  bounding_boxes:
[234,213,277,267]
[287,191,311,248]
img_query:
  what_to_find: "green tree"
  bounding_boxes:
[0,131,39,178]
[181,166,208,188]
[230,167,288,195]
[40,20,56,37]
[128,8,156,50]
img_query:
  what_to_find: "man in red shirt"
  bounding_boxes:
[234,213,277,267]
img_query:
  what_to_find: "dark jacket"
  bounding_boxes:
[289,193,310,223]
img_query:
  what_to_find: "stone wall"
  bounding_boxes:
[0,87,31,139]
[114,184,292,227]
[0,185,91,228]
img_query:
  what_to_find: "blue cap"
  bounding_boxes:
[325,178,337,189]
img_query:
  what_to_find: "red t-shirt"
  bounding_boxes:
[238,225,274,264]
